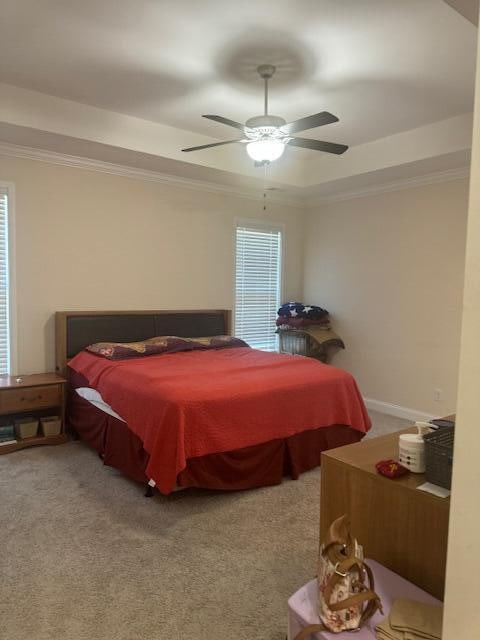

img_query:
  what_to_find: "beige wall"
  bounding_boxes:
[443,10,480,636]
[0,154,471,418]
[0,156,305,374]
[303,179,469,416]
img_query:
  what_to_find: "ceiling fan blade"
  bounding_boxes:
[287,137,348,155]
[202,115,246,132]
[182,139,247,152]
[281,112,339,135]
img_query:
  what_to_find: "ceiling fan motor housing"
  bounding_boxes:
[245,115,286,129]
[257,64,276,79]
[245,115,288,141]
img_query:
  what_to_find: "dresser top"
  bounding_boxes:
[322,417,455,500]
[0,373,66,389]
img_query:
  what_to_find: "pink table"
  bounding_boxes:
[287,559,442,640]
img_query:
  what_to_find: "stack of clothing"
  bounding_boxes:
[276,301,331,330]
[376,599,443,640]
[276,301,345,355]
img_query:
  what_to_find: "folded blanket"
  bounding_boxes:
[376,617,415,640]
[303,326,344,349]
[276,317,330,328]
[376,619,436,640]
[376,599,443,640]
[390,599,443,640]
[277,301,329,320]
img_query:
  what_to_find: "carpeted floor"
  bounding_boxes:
[0,411,409,640]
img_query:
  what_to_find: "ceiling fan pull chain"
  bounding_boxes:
[264,76,268,116]
[263,161,269,212]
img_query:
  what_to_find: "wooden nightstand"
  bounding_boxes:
[0,373,67,455]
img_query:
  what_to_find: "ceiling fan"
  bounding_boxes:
[182,64,348,164]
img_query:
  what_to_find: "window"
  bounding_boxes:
[0,187,10,374]
[235,222,282,351]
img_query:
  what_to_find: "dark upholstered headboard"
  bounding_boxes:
[55,309,231,375]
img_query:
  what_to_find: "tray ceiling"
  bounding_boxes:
[0,0,477,199]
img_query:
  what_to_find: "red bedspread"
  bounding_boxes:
[68,348,371,493]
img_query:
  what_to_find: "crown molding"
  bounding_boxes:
[304,165,471,207]
[0,141,470,210]
[0,141,303,207]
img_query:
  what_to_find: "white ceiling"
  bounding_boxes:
[0,0,477,200]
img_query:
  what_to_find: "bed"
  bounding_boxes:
[56,310,371,495]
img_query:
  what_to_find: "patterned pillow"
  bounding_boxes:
[85,335,249,360]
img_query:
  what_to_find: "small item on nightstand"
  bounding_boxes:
[15,377,23,384]
[375,459,409,478]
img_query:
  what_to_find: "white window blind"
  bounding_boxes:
[0,188,9,374]
[235,223,282,351]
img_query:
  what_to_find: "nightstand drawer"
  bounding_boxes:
[0,384,61,414]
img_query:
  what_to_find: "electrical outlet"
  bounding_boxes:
[434,388,442,402]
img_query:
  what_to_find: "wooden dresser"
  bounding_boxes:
[0,373,67,454]
[320,427,450,600]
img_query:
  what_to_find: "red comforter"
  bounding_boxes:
[68,348,371,493]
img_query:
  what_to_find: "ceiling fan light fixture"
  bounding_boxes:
[246,139,285,163]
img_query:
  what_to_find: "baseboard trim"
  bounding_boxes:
[364,398,436,423]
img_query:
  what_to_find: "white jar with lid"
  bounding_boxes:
[399,432,425,473]
[398,422,433,473]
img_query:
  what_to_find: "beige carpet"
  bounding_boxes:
[0,411,408,640]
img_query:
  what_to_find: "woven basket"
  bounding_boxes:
[424,426,454,489]
[279,331,308,356]
[40,416,62,437]
[14,417,39,439]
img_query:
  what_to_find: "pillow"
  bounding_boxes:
[85,335,249,360]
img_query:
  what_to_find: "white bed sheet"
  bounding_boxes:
[74,388,170,490]
[75,387,126,422]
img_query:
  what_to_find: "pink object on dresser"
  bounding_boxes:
[287,559,442,640]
